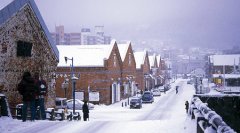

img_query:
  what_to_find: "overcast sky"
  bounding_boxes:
[1,0,240,49]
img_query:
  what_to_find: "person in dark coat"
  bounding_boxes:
[176,86,179,94]
[82,101,89,121]
[18,71,38,122]
[34,72,48,120]
[185,101,189,114]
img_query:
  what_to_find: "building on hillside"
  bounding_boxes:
[55,41,122,105]
[51,25,111,45]
[162,58,173,84]
[134,50,151,92]
[208,54,240,75]
[175,54,206,75]
[51,25,81,45]
[208,54,240,90]
[118,42,137,98]
[156,54,164,85]
[0,0,59,108]
[148,54,158,89]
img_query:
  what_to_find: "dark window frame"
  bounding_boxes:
[16,41,32,57]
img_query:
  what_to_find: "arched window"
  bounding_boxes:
[128,53,132,65]
[113,53,116,67]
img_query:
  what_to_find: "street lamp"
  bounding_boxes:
[64,56,77,114]
[71,76,78,114]
[61,78,69,98]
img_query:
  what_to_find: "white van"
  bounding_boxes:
[55,97,67,109]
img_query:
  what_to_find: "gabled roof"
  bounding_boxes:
[118,41,131,62]
[0,0,59,60]
[57,43,115,67]
[156,54,161,67]
[163,58,172,68]
[148,54,157,68]
[211,54,240,66]
[134,50,147,69]
[213,74,240,78]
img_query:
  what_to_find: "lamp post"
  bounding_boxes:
[64,56,77,114]
[61,78,69,98]
[72,76,78,114]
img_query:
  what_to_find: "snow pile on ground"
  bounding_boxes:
[0,79,197,133]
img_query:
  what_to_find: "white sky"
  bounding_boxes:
[1,0,240,48]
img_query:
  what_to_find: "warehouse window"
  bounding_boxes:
[17,41,32,57]
[128,53,132,65]
[113,54,116,67]
[1,43,7,54]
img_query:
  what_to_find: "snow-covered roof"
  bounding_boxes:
[117,42,130,62]
[148,54,156,67]
[190,68,205,76]
[0,0,59,60]
[156,55,161,67]
[57,44,114,67]
[211,54,240,66]
[213,74,240,78]
[178,55,190,60]
[134,50,147,69]
[163,59,172,68]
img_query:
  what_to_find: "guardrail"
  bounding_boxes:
[190,97,236,133]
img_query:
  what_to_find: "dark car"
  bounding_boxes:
[141,91,154,103]
[130,97,142,109]
[164,84,171,91]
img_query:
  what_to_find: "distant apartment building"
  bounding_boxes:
[51,25,111,45]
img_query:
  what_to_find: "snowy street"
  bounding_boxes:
[0,79,197,133]
[1,0,240,133]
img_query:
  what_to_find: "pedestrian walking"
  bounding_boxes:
[176,86,179,94]
[34,72,47,120]
[82,101,89,121]
[17,71,38,122]
[185,101,189,114]
[164,86,166,94]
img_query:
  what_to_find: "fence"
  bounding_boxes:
[190,97,236,133]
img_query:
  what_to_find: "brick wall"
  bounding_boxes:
[121,44,137,97]
[0,5,58,108]
[55,43,122,105]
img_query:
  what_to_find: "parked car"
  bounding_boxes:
[66,99,94,110]
[141,91,154,103]
[130,97,142,109]
[144,91,153,96]
[158,86,165,92]
[187,80,193,84]
[55,97,67,109]
[152,89,161,96]
[164,84,171,91]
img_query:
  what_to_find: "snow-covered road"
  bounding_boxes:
[0,79,197,133]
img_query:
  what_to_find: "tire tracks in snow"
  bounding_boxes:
[70,121,110,133]
[137,81,185,120]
